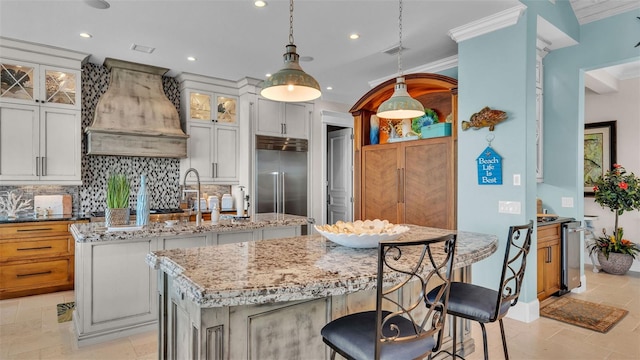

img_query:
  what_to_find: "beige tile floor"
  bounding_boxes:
[0,265,638,360]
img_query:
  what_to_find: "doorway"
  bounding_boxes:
[320,111,354,225]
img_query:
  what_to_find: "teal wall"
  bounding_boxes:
[457,13,537,302]
[539,9,640,215]
[457,0,640,307]
[437,67,458,80]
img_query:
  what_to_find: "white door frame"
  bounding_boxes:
[320,110,354,225]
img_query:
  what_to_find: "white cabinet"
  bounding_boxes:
[0,103,81,184]
[179,80,240,185]
[256,98,311,139]
[183,121,239,184]
[256,226,301,240]
[73,224,302,345]
[216,230,254,245]
[185,90,237,125]
[1,60,81,110]
[0,41,85,185]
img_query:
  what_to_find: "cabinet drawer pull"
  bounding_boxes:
[17,228,53,232]
[17,246,53,251]
[16,270,52,278]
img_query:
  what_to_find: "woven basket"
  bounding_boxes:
[597,252,633,275]
[105,208,130,227]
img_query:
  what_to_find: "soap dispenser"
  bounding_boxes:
[211,202,219,225]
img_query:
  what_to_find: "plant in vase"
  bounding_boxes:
[587,164,640,274]
[106,173,130,227]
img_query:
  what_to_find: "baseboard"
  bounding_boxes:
[506,298,539,323]
[571,275,587,294]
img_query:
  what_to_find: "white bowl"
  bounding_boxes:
[164,220,179,227]
[314,223,409,248]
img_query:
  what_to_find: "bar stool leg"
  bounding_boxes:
[499,319,509,360]
[479,323,488,360]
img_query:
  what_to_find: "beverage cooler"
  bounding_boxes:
[559,221,583,295]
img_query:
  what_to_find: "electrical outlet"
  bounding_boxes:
[513,174,521,186]
[561,197,574,208]
[498,201,521,214]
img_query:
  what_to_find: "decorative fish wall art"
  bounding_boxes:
[461,106,508,131]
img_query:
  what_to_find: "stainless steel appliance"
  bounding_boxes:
[560,221,583,295]
[255,135,308,217]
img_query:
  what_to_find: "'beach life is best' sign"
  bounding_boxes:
[477,146,502,185]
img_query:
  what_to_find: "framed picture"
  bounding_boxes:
[584,121,616,195]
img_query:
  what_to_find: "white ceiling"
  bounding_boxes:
[0,0,637,105]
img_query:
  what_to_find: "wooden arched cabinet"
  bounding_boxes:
[350,73,458,229]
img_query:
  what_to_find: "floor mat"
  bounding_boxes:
[56,301,74,323]
[540,297,628,333]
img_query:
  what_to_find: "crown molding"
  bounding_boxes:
[448,4,527,43]
[368,55,459,88]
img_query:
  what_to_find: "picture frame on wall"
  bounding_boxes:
[584,121,617,196]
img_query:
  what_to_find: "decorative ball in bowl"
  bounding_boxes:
[314,219,410,248]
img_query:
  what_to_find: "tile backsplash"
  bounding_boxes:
[2,62,230,216]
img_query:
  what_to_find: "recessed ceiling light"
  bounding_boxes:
[326,86,333,90]
[266,73,272,78]
[349,33,360,40]
[80,32,93,38]
[84,0,110,9]
[255,1,267,7]
[187,56,197,61]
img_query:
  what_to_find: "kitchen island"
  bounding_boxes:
[147,225,498,360]
[70,213,308,346]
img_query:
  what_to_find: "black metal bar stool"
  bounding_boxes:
[429,221,533,360]
[320,234,458,360]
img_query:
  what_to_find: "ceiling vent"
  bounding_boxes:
[382,44,406,56]
[130,43,155,54]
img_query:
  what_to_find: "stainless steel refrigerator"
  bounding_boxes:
[255,135,308,216]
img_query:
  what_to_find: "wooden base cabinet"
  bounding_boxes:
[362,137,453,228]
[0,220,77,299]
[537,223,561,301]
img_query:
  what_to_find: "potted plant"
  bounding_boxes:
[587,164,640,274]
[105,173,130,227]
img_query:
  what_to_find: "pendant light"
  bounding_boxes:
[261,0,321,102]
[376,0,425,119]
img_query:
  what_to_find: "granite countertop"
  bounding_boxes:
[537,217,575,227]
[70,213,309,243]
[0,213,88,225]
[146,225,498,308]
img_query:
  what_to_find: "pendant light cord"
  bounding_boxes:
[398,0,403,76]
[289,0,295,45]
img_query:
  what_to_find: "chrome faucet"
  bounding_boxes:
[182,168,202,226]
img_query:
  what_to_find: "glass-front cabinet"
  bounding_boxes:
[0,60,81,109]
[187,90,237,125]
[1,61,37,102]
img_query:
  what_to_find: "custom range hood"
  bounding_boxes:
[86,58,188,158]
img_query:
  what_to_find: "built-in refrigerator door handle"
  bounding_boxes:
[282,172,286,214]
[568,228,586,233]
[272,172,278,214]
